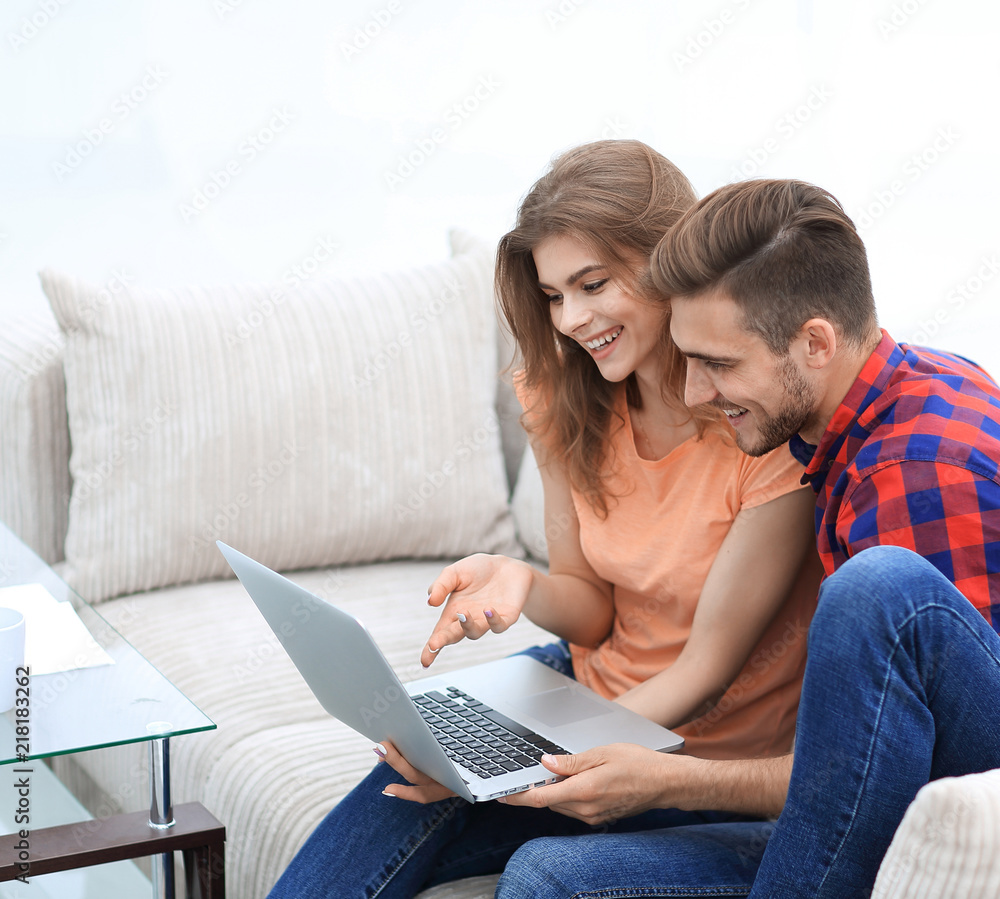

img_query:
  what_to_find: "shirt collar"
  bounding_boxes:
[799,330,902,482]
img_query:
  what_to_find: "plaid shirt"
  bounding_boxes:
[790,331,1000,631]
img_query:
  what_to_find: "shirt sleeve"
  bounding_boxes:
[737,443,810,511]
[839,460,1000,622]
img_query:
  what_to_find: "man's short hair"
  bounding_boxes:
[651,179,877,355]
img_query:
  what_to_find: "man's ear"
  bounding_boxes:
[793,319,837,370]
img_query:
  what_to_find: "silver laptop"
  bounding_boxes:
[218,542,684,801]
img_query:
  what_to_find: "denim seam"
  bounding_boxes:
[368,797,465,898]
[566,888,750,897]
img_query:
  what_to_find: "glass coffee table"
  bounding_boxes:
[0,520,223,898]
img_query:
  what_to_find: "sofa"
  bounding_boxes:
[2,230,999,898]
[0,231,553,898]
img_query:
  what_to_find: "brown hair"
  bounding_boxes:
[496,139,718,514]
[651,178,878,355]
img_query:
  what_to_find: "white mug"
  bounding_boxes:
[0,607,26,713]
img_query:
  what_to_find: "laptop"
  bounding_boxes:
[218,542,684,801]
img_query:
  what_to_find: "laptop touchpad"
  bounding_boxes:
[513,686,613,728]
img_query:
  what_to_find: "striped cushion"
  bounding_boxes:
[39,231,519,603]
[0,312,71,565]
[872,770,1000,897]
[510,443,548,562]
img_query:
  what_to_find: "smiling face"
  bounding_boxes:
[669,287,822,456]
[533,233,665,386]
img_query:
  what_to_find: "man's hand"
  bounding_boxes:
[498,744,705,825]
[501,744,792,823]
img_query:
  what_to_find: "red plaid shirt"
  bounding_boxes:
[790,331,1000,631]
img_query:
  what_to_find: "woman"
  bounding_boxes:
[267,140,821,898]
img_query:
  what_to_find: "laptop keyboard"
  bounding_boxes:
[413,686,567,780]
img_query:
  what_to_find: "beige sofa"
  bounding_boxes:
[0,231,552,898]
[3,231,999,898]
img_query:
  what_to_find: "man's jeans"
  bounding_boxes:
[269,547,1000,898]
[746,545,1000,897]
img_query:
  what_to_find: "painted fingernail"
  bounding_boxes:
[429,646,441,653]
[485,609,494,619]
[456,613,467,623]
[373,744,387,759]
[381,790,396,797]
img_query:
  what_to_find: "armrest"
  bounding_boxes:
[872,767,1000,897]
[0,310,71,564]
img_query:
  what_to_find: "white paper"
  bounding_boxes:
[0,583,115,675]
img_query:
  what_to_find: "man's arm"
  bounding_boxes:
[499,744,794,825]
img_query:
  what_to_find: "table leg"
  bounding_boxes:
[149,733,175,899]
[183,838,226,899]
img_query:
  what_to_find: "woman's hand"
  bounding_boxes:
[376,741,459,804]
[421,554,536,668]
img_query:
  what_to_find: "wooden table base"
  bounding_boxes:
[0,801,225,898]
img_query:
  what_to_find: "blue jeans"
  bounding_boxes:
[746,545,1000,897]
[266,641,761,898]
[497,547,1000,898]
[270,550,1000,897]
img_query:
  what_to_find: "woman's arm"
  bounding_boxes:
[615,486,818,727]
[422,436,615,666]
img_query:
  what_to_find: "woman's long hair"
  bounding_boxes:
[496,139,721,515]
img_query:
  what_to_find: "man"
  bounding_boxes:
[497,178,1000,898]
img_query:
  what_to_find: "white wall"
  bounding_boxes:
[2,0,998,368]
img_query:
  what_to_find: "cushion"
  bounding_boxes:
[0,311,71,565]
[510,443,549,562]
[40,231,521,603]
[872,769,1000,897]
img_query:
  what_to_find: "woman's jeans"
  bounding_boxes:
[268,547,1000,898]
[266,641,760,898]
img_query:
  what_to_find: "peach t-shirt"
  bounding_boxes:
[523,382,821,760]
